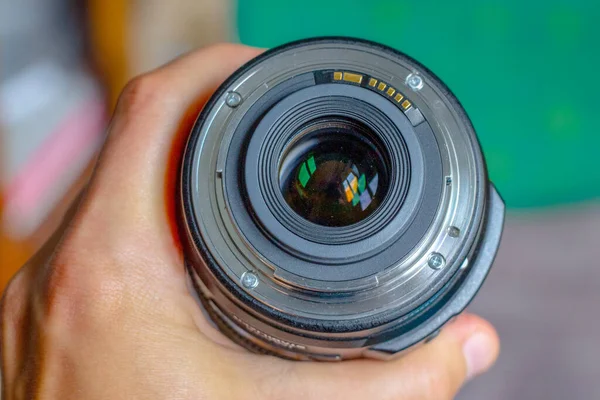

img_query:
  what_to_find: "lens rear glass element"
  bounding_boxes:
[279,118,389,227]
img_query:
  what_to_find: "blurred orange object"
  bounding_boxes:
[0,159,96,293]
[88,0,130,108]
[0,196,32,291]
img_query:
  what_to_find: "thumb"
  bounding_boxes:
[275,313,499,400]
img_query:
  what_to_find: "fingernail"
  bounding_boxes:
[463,333,495,380]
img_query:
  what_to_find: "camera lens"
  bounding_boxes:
[279,117,389,227]
[180,37,505,361]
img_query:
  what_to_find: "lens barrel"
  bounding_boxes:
[180,37,504,360]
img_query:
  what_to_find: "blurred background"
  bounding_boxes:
[1,0,599,398]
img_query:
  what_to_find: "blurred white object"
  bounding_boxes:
[1,63,105,239]
[0,0,106,239]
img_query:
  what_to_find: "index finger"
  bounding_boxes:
[70,44,262,262]
[45,44,263,303]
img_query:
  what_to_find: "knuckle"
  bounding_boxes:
[1,272,26,328]
[42,247,129,331]
[43,252,91,324]
[118,72,165,114]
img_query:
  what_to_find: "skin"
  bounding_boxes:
[0,44,500,400]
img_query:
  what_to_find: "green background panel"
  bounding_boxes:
[237,0,600,208]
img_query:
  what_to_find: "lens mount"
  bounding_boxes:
[180,37,505,360]
[246,85,414,246]
[278,116,390,228]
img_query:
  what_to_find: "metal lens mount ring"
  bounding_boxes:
[180,37,505,361]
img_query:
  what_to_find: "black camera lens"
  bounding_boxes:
[180,37,505,361]
[279,117,389,227]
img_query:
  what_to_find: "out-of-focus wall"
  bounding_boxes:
[89,0,232,108]
[130,0,232,75]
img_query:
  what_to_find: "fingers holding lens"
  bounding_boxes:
[257,313,499,400]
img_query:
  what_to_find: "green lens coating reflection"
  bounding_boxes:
[279,118,389,227]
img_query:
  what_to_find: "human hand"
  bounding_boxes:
[1,44,499,400]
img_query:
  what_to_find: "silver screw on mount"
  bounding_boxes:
[406,73,424,91]
[225,91,242,107]
[428,252,446,270]
[241,271,259,289]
